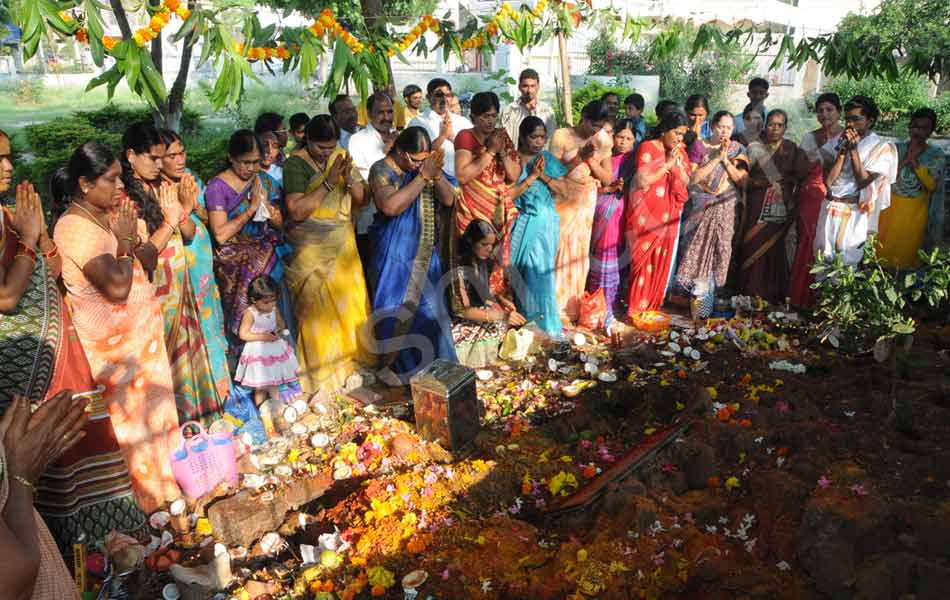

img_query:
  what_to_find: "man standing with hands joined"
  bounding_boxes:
[350,92,398,268]
[816,95,897,266]
[408,78,472,178]
[501,69,556,148]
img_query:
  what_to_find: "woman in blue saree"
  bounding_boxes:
[508,116,569,339]
[205,129,291,354]
[158,129,233,403]
[367,126,459,384]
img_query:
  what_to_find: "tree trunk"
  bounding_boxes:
[158,2,198,131]
[558,29,573,126]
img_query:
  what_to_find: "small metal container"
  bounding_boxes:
[410,360,480,452]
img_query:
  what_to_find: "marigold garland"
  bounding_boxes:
[389,15,439,56]
[306,8,364,53]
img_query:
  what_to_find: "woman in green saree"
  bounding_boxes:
[283,115,371,393]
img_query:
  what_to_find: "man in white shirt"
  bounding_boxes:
[500,68,556,147]
[407,78,472,177]
[348,92,396,237]
[330,94,360,150]
[816,95,897,266]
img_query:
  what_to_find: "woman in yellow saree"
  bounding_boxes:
[283,115,371,393]
[878,107,946,268]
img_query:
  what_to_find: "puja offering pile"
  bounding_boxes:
[83,305,950,599]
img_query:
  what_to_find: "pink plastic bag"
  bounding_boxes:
[170,421,236,499]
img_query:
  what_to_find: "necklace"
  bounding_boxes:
[72,201,113,236]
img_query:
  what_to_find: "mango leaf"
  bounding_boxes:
[17,0,44,59]
[83,0,105,66]
[85,64,123,99]
[40,0,78,37]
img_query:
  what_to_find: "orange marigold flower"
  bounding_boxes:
[582,464,597,479]
[149,16,164,33]
[165,0,181,11]
[370,585,386,597]
[102,35,118,51]
[707,475,721,488]
[716,408,731,422]
[739,419,753,428]
[75,28,89,43]
[177,8,191,20]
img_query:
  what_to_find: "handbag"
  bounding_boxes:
[169,421,236,499]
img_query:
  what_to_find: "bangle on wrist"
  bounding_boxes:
[42,243,58,259]
[323,179,334,192]
[12,474,36,494]
[16,241,38,263]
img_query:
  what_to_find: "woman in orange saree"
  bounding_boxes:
[549,101,613,322]
[625,110,691,314]
[54,142,180,515]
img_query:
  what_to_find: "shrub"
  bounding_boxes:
[569,80,634,125]
[827,72,931,133]
[587,31,651,78]
[184,132,230,184]
[22,117,121,157]
[930,93,950,136]
[74,104,202,135]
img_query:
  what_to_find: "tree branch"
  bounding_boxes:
[109,0,133,39]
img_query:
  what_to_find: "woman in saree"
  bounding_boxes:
[0,133,145,551]
[158,129,232,403]
[732,103,765,148]
[684,94,713,152]
[454,92,521,265]
[205,130,289,355]
[508,116,569,338]
[788,92,843,309]
[283,115,371,393]
[675,111,749,295]
[588,118,637,321]
[121,122,222,425]
[624,110,691,314]
[739,110,811,303]
[54,141,180,515]
[877,107,947,269]
[450,219,526,367]
[549,101,613,322]
[367,127,459,385]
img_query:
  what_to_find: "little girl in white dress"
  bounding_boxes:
[235,276,301,429]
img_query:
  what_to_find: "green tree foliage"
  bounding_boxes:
[835,0,949,84]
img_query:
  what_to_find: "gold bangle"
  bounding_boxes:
[12,474,36,494]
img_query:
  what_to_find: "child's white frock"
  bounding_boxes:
[235,307,300,388]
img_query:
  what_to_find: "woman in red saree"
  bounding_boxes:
[454,91,521,247]
[788,93,843,309]
[625,110,691,314]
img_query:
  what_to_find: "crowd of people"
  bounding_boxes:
[0,68,945,597]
